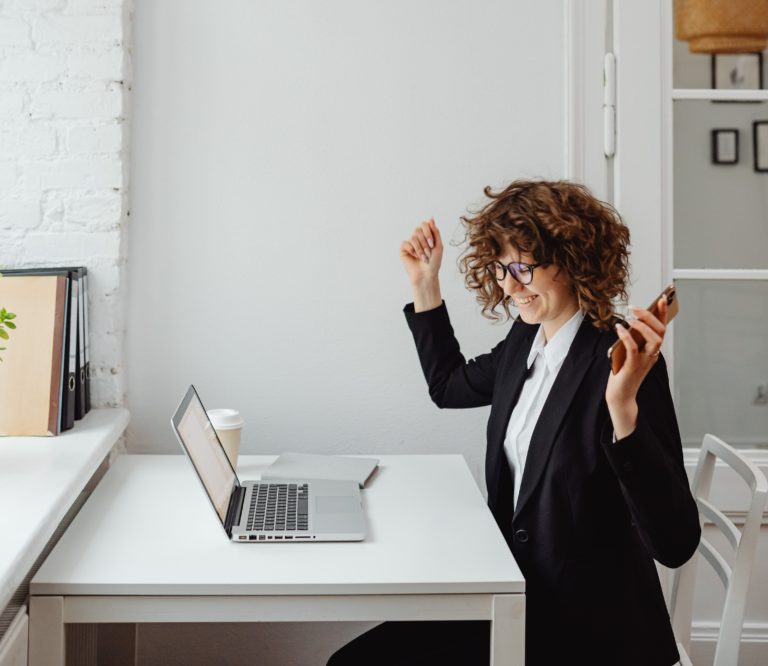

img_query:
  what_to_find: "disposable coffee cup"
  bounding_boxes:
[207,409,244,469]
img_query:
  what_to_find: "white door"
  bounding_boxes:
[604,0,768,656]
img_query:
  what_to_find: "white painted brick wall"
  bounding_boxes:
[0,18,31,46]
[0,0,131,408]
[34,15,122,45]
[67,124,122,154]
[30,89,123,119]
[0,93,25,118]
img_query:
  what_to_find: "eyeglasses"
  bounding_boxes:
[486,261,543,285]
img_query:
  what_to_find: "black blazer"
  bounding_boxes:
[404,301,701,666]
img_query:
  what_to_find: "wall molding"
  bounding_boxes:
[691,622,768,646]
[683,447,768,468]
[690,622,768,665]
[692,620,768,643]
[684,437,768,449]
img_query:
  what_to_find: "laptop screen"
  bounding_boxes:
[171,385,239,526]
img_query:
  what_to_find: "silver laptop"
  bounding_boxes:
[171,385,366,542]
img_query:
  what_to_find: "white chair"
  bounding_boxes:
[669,434,768,666]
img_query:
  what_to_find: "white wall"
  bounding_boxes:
[128,1,565,663]
[127,0,565,483]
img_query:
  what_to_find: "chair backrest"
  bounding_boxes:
[669,434,768,666]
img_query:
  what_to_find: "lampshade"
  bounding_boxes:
[676,0,768,54]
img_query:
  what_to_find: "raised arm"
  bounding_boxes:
[400,218,509,408]
[404,301,508,408]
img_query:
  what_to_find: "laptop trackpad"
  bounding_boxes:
[316,496,359,514]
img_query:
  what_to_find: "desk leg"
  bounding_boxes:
[29,596,65,666]
[490,594,525,666]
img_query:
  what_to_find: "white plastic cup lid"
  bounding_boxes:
[206,408,244,430]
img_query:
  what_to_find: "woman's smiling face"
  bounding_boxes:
[497,244,580,342]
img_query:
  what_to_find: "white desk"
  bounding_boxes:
[30,454,525,665]
[0,408,130,613]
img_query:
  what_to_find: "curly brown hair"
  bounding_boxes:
[457,179,631,331]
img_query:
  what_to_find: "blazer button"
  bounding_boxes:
[515,529,529,543]
[623,461,633,473]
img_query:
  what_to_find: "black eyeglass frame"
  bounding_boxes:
[486,260,544,285]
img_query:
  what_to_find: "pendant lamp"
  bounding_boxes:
[676,0,768,54]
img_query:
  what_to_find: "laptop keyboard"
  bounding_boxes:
[247,483,309,532]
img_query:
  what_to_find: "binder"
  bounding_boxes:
[0,274,68,436]
[81,268,90,414]
[0,268,78,431]
[72,267,86,420]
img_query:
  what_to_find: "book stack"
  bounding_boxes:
[0,268,91,436]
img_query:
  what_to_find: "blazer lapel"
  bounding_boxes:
[486,322,537,511]
[512,317,602,521]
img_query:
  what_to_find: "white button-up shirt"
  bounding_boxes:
[503,309,585,507]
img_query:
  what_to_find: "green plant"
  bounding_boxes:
[0,271,18,362]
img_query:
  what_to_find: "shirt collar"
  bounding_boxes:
[526,309,586,373]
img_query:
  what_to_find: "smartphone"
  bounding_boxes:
[607,284,679,374]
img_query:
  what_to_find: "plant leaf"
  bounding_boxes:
[0,329,8,340]
[4,321,15,329]
[6,313,15,319]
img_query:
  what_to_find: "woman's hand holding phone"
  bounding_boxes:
[604,286,677,439]
[607,285,678,374]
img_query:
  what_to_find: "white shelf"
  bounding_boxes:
[0,408,129,612]
[673,269,768,281]
[672,88,768,102]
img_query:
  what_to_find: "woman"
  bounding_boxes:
[328,179,700,666]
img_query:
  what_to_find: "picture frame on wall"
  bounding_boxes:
[753,121,768,172]
[711,129,739,165]
[711,53,764,101]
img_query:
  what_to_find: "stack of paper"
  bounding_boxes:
[261,452,379,488]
